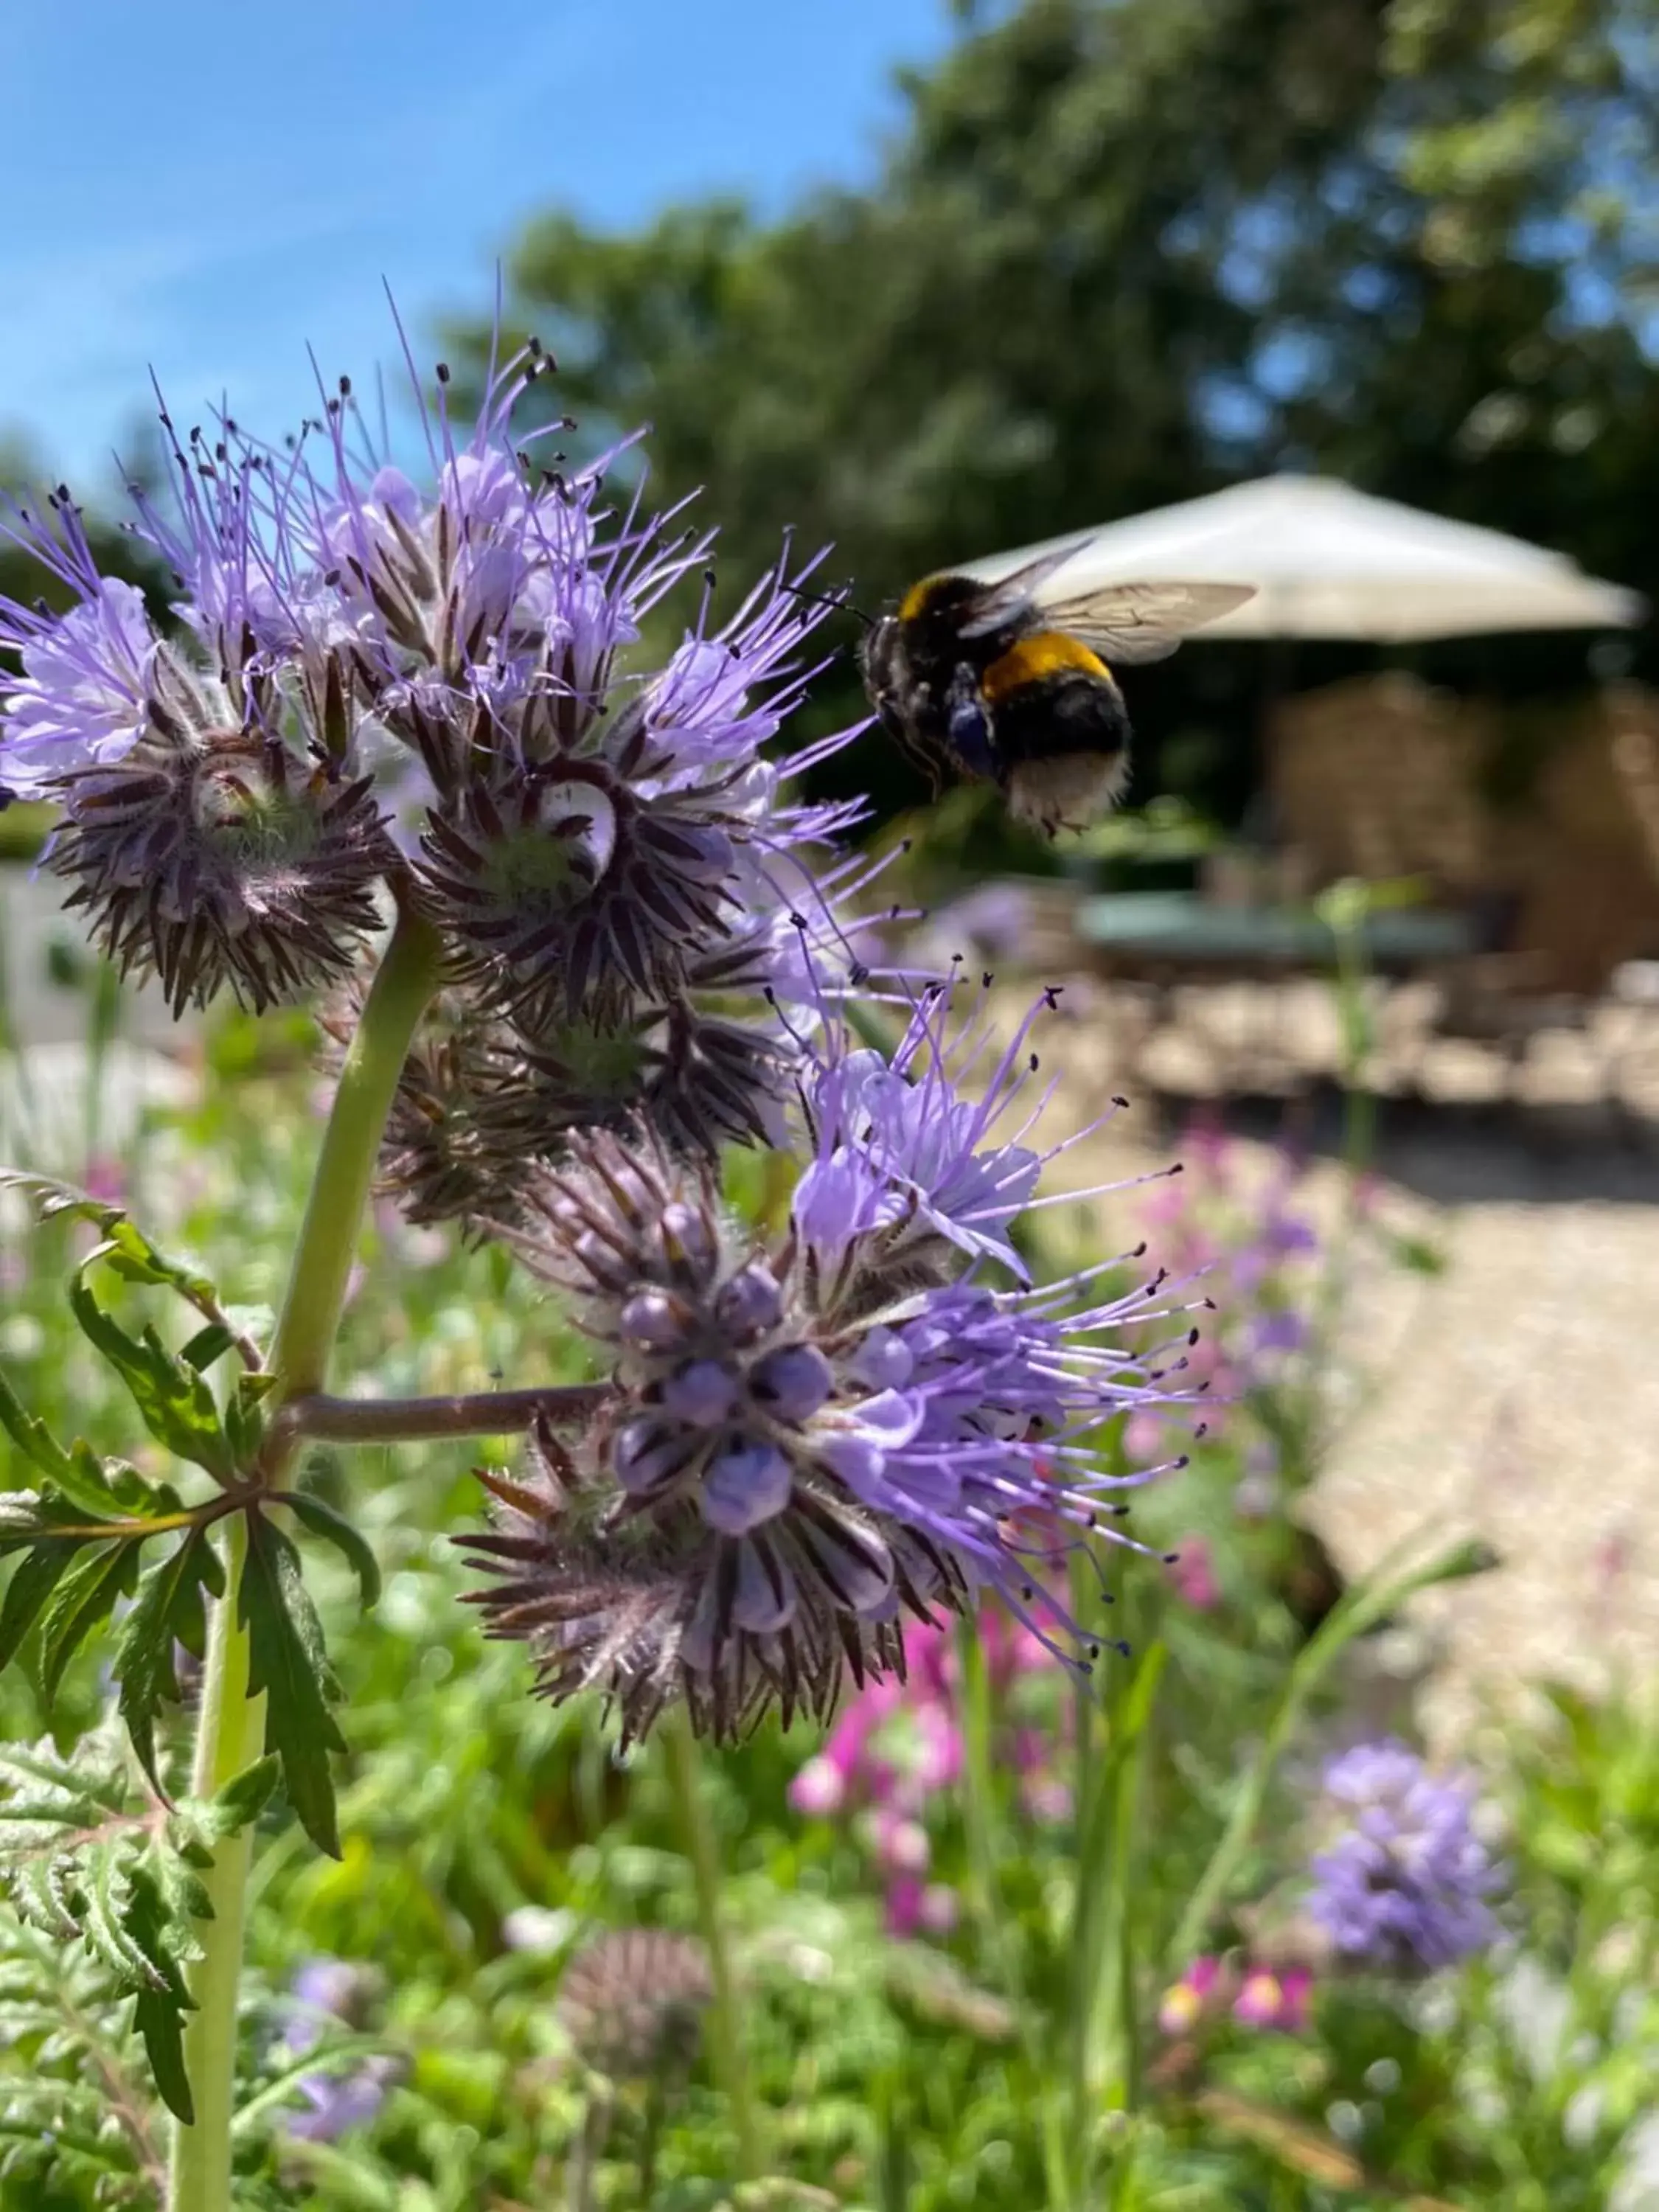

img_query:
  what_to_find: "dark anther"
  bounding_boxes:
[1188,1326,1200,1346]
[339,374,352,397]
[1029,1054,1040,1072]
[436,362,451,384]
[1113,1095,1129,1110]
[983,970,994,988]
[789,911,807,930]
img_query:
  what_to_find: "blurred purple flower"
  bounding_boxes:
[1308,1740,1503,1971]
[275,1957,398,2144]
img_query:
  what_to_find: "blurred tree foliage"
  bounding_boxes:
[449,0,1659,828]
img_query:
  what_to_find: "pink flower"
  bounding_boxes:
[871,1809,931,1877]
[789,1756,846,1818]
[1123,1410,1166,1466]
[1169,1536,1220,1611]
[884,1875,959,1938]
[1233,1964,1312,2033]
[918,1882,958,1935]
[1158,1954,1223,2035]
[81,1155,125,1205]
[1020,1774,1073,1824]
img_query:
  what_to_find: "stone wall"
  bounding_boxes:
[1267,675,1659,995]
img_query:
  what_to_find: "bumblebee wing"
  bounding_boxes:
[1033,580,1256,665]
[953,538,1096,639]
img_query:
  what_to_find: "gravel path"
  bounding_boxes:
[1029,981,1659,1748]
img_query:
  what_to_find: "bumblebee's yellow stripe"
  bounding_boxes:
[898,574,946,622]
[982,630,1110,702]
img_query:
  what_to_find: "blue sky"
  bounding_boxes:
[0,0,954,490]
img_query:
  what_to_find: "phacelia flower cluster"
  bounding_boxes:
[556,1928,712,2084]
[467,981,1201,1741]
[1,312,869,1180]
[1307,1739,1504,1972]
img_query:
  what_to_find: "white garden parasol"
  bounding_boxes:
[964,475,1643,642]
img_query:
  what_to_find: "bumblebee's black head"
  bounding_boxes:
[895,571,1015,655]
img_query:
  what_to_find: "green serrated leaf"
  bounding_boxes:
[13,1851,83,1941]
[0,1170,218,1305]
[0,1366,80,1490]
[80,1846,148,1991]
[122,1860,195,2123]
[225,1371,274,1466]
[205,1754,281,1839]
[68,1276,234,1484]
[240,1513,346,1857]
[285,1492,383,1610]
[114,1528,221,1792]
[38,1541,142,1700]
[179,1322,237,1372]
[0,1543,85,1673]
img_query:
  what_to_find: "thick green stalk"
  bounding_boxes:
[661,1712,762,2181]
[167,1516,260,2212]
[166,905,445,2212]
[268,905,448,1400]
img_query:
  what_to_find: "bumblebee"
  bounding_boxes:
[860,543,1253,833]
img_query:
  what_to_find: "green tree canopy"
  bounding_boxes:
[460,0,1659,825]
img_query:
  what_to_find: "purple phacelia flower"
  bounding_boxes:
[274,1957,399,2144]
[793,975,1142,1286]
[0,564,157,799]
[466,993,1201,1741]
[2,299,873,1064]
[1307,1739,1503,1972]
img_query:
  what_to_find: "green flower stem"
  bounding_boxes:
[267,902,448,1405]
[957,1625,1073,2209]
[274,1382,608,1449]
[661,1711,763,2181]
[167,902,445,2212]
[166,1514,260,2212]
[1168,1531,1497,1969]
